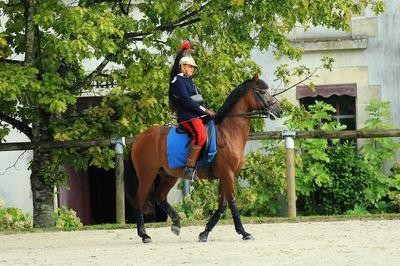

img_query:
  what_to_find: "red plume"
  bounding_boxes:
[180,40,191,50]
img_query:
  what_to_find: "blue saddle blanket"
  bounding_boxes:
[167,120,217,169]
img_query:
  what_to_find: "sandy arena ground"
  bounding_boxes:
[0,219,399,265]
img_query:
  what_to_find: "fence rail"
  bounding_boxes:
[1,128,399,221]
[1,129,399,152]
[248,129,400,140]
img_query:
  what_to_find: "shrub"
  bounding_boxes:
[174,100,400,217]
[236,148,287,216]
[0,198,33,230]
[53,206,83,229]
[298,142,378,215]
[174,180,219,220]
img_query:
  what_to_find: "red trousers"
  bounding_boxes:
[181,117,206,147]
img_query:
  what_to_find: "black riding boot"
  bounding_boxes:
[183,166,198,181]
[183,144,202,181]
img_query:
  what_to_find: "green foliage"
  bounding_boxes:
[300,142,378,215]
[359,100,400,212]
[0,0,386,210]
[176,99,399,217]
[274,56,335,87]
[236,149,288,216]
[360,100,400,169]
[53,206,83,229]
[284,100,346,198]
[387,163,400,212]
[290,100,400,215]
[175,180,219,220]
[0,198,33,230]
[345,205,371,216]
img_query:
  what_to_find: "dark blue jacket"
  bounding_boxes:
[171,74,207,123]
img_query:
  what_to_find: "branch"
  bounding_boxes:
[118,0,128,16]
[70,39,129,93]
[126,0,132,14]
[5,1,24,7]
[23,0,36,67]
[72,3,207,92]
[123,1,210,39]
[0,150,28,176]
[0,59,23,65]
[178,0,212,24]
[124,17,202,39]
[273,68,318,97]
[0,113,33,139]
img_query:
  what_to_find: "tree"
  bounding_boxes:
[0,0,384,227]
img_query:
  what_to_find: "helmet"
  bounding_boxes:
[179,56,198,67]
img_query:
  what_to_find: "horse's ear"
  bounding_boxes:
[252,73,259,83]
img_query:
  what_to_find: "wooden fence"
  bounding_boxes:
[1,129,399,222]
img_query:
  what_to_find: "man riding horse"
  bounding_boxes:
[169,41,215,181]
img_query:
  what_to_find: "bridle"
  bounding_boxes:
[227,86,281,119]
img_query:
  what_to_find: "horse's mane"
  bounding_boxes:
[215,78,268,124]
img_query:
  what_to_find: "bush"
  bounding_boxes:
[297,142,378,215]
[174,100,400,217]
[0,198,33,230]
[174,180,219,220]
[53,206,83,229]
[236,148,287,216]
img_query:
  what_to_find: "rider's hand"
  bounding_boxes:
[205,109,216,118]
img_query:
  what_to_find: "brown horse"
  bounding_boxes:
[131,73,283,243]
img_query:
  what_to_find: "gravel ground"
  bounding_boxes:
[0,219,399,265]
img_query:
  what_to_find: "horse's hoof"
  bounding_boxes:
[171,225,181,236]
[198,231,208,242]
[242,234,255,241]
[141,234,152,243]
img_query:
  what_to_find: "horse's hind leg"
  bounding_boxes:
[135,168,159,243]
[198,183,227,242]
[154,175,181,236]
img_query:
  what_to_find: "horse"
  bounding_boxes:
[130,73,283,243]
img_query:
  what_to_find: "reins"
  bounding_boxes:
[225,110,272,119]
[225,87,280,119]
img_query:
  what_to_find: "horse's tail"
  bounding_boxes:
[125,151,138,208]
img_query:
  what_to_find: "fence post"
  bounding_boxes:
[111,137,126,224]
[282,130,296,218]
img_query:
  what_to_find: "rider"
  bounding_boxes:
[169,41,216,181]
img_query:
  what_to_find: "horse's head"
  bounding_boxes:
[248,73,283,120]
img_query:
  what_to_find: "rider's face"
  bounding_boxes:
[181,64,195,76]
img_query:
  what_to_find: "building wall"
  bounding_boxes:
[252,1,399,133]
[0,130,33,215]
[366,0,400,127]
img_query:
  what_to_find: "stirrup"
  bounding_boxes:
[183,166,198,181]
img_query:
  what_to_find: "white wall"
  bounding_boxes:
[0,129,33,215]
[365,0,400,127]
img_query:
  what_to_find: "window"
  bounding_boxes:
[297,84,357,130]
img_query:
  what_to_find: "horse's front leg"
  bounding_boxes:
[229,197,254,240]
[222,176,254,240]
[198,183,227,242]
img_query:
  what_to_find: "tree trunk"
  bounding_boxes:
[24,0,55,228]
[31,150,55,227]
[24,0,36,67]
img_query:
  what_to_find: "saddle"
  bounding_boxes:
[175,122,213,161]
[166,120,217,170]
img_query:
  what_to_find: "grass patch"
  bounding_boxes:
[1,213,400,235]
